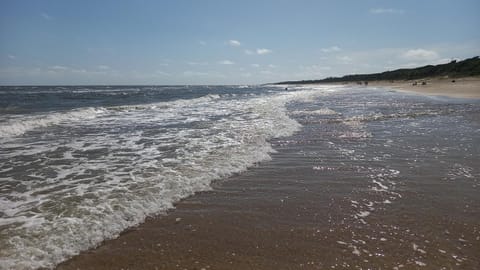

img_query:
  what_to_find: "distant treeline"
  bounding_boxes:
[276,56,480,84]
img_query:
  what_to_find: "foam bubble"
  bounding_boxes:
[415,261,427,267]
[292,108,338,115]
[357,211,371,218]
[0,86,332,269]
[0,107,106,138]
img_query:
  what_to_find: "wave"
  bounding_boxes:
[0,94,225,139]
[0,107,107,138]
[292,108,338,116]
[0,87,330,269]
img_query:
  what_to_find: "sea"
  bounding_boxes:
[0,85,479,269]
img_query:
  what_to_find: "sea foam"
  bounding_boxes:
[0,107,106,138]
[0,87,329,269]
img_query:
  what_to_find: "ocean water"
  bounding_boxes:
[0,85,339,269]
[1,85,479,269]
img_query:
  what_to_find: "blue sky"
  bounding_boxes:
[1,0,479,85]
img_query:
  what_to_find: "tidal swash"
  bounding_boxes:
[0,85,479,269]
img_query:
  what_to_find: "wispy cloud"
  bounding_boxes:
[256,48,272,55]
[97,65,110,70]
[155,70,171,76]
[218,60,235,65]
[227,40,241,47]
[321,46,341,53]
[300,65,332,71]
[199,41,207,46]
[294,65,333,78]
[251,64,260,68]
[49,65,69,71]
[183,71,209,76]
[402,49,439,61]
[337,55,353,63]
[7,54,16,60]
[47,65,115,75]
[41,12,53,20]
[246,48,272,55]
[188,61,209,66]
[370,8,405,14]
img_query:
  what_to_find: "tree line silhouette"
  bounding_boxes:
[276,56,480,85]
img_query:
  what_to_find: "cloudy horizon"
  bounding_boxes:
[1,0,479,85]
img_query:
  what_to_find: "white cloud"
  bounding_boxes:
[370,8,404,14]
[300,65,332,71]
[48,65,116,75]
[183,71,209,76]
[227,40,241,47]
[402,49,439,61]
[41,12,53,20]
[337,55,353,63]
[251,64,260,68]
[399,58,451,69]
[268,64,277,68]
[155,70,171,76]
[7,54,16,60]
[321,46,342,53]
[49,65,69,71]
[188,61,209,66]
[256,48,272,55]
[218,60,235,65]
[71,68,87,73]
[245,48,274,55]
[294,65,333,79]
[97,65,110,70]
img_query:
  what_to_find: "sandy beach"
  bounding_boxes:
[2,2,479,269]
[57,87,480,270]
[367,76,480,99]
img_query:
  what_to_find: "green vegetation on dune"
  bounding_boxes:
[276,56,480,85]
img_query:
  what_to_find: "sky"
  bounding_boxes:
[1,0,479,85]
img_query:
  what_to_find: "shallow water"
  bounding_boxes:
[1,85,479,269]
[282,88,480,268]
[0,84,338,269]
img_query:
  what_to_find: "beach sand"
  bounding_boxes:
[367,76,480,99]
[57,90,480,270]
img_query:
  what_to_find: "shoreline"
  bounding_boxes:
[300,76,480,99]
[368,76,480,99]
[56,88,480,270]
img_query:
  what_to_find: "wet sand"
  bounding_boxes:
[57,90,480,270]
[56,169,480,270]
[368,76,480,99]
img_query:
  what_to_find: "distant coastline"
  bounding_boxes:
[276,56,480,85]
[276,56,480,99]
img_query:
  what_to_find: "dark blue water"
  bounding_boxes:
[0,85,277,114]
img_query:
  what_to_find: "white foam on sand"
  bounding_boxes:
[0,87,335,269]
[415,261,427,267]
[356,211,371,218]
